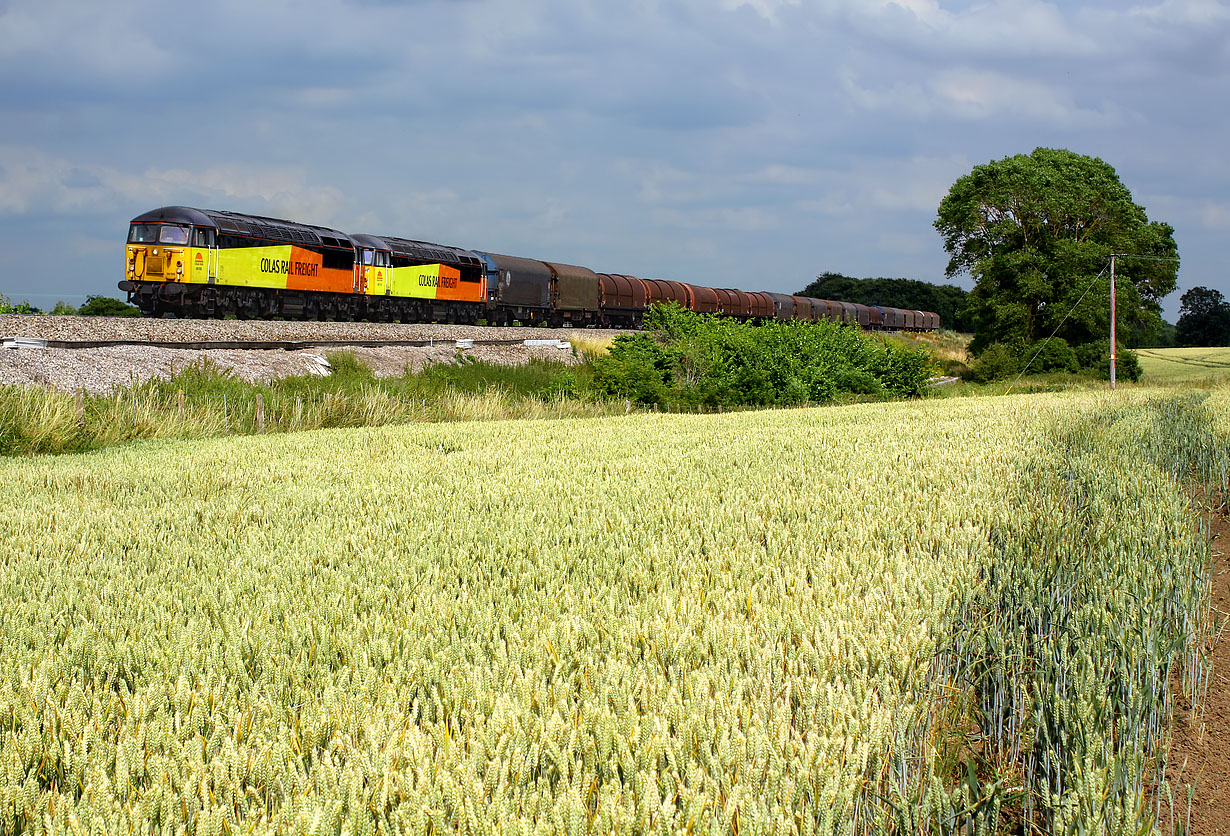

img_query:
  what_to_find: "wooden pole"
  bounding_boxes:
[1110,255,1117,390]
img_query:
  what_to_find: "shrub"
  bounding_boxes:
[1027,337,1079,374]
[591,332,675,405]
[963,343,1021,383]
[78,295,140,317]
[0,294,39,314]
[1075,339,1142,382]
[593,304,932,407]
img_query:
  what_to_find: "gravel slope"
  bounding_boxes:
[0,314,628,344]
[0,315,627,394]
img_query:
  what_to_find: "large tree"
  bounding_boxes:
[1175,286,1230,347]
[935,148,1178,354]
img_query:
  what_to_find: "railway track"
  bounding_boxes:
[0,314,630,348]
[0,315,624,394]
[2,336,567,351]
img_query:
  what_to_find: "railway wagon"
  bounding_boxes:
[597,274,647,328]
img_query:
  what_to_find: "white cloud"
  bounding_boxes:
[0,146,345,223]
[1128,0,1230,24]
[853,0,1098,57]
[931,68,1115,126]
[0,0,173,80]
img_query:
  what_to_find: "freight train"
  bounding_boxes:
[119,206,941,331]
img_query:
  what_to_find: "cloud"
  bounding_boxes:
[0,146,344,223]
[852,0,1098,58]
[0,0,1227,313]
[1194,200,1230,231]
[1128,0,1230,25]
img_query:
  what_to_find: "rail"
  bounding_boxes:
[1,337,574,351]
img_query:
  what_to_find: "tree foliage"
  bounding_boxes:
[78,295,141,317]
[795,272,972,331]
[935,148,1178,355]
[1176,286,1230,347]
[0,295,40,314]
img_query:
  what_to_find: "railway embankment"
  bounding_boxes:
[0,315,629,394]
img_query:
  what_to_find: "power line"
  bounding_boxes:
[1004,252,1179,394]
[1005,264,1109,395]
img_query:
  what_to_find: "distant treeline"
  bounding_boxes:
[796,272,972,332]
[0,295,140,316]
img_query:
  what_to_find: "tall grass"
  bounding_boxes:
[0,352,614,456]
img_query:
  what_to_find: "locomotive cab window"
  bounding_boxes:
[158,225,190,245]
[192,228,216,248]
[128,224,161,244]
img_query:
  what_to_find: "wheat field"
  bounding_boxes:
[0,389,1222,835]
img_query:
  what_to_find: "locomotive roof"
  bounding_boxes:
[129,206,354,248]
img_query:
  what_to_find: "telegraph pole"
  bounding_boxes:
[1106,252,1178,391]
[1109,255,1117,389]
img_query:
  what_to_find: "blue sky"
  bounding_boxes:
[1,0,1227,322]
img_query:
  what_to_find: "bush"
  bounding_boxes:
[1075,339,1141,382]
[0,295,40,314]
[965,338,1141,384]
[1027,337,1079,374]
[593,304,933,407]
[963,343,1021,383]
[591,333,675,406]
[78,295,140,317]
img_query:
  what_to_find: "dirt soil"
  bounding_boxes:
[1161,496,1230,834]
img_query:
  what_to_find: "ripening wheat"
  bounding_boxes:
[0,389,1218,835]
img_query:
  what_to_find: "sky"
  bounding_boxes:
[1,0,1227,322]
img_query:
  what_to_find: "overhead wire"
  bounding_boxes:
[1004,263,1109,395]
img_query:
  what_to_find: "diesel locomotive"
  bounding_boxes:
[119,206,941,331]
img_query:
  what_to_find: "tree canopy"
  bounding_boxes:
[78,295,140,317]
[795,272,972,331]
[935,148,1178,355]
[1176,286,1230,347]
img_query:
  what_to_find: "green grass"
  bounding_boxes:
[0,352,614,457]
[1136,346,1230,383]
